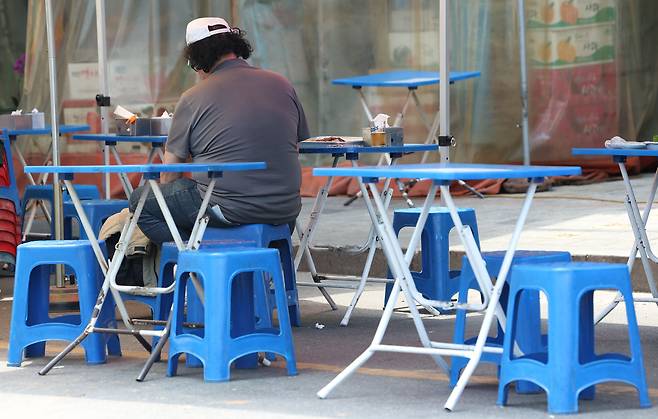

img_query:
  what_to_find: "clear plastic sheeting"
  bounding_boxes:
[17,0,658,168]
[0,0,27,112]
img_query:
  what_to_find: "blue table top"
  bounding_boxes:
[299,143,437,155]
[313,163,581,181]
[4,124,90,137]
[72,133,167,144]
[572,147,658,157]
[24,162,266,174]
[331,71,481,88]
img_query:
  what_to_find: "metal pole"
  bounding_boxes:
[518,0,531,165]
[44,0,65,287]
[96,0,111,199]
[439,0,450,164]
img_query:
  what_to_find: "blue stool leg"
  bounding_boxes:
[547,285,580,414]
[23,265,50,359]
[266,256,297,376]
[233,272,259,369]
[514,289,542,394]
[578,290,596,400]
[167,271,188,378]
[275,240,301,327]
[203,270,231,382]
[75,262,108,365]
[497,285,522,407]
[7,262,34,366]
[621,283,652,408]
[185,275,204,368]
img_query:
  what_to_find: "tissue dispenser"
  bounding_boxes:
[0,113,46,130]
[370,127,404,147]
[115,118,171,136]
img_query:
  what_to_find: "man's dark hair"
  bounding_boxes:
[185,27,253,73]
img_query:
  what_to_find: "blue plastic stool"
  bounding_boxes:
[141,239,259,360]
[451,250,571,392]
[7,240,121,366]
[63,199,128,239]
[198,224,300,327]
[21,184,100,237]
[498,262,651,414]
[385,207,480,305]
[167,247,297,382]
[166,225,296,369]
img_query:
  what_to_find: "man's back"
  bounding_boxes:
[166,58,309,225]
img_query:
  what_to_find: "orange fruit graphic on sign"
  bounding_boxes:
[557,37,577,62]
[537,41,552,63]
[560,0,578,25]
[541,2,555,24]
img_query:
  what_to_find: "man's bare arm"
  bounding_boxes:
[161,150,185,183]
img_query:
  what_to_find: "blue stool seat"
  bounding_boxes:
[386,207,479,305]
[21,184,100,238]
[451,250,571,392]
[8,240,121,366]
[63,199,128,239]
[498,262,651,414]
[167,247,297,382]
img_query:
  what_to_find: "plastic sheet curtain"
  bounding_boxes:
[19,0,230,158]
[18,0,658,167]
[0,0,27,113]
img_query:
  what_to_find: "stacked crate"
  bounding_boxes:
[526,0,618,163]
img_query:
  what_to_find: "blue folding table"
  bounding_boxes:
[5,124,90,185]
[72,133,168,199]
[3,125,91,236]
[25,162,266,381]
[573,147,658,322]
[312,163,581,411]
[297,143,436,325]
[332,70,481,164]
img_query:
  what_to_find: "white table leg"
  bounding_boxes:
[39,180,154,375]
[444,181,538,411]
[596,163,658,323]
[41,175,219,378]
[295,156,340,309]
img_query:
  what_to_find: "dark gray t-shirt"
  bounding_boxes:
[166,58,309,225]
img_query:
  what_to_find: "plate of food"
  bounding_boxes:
[300,136,365,148]
[604,136,646,149]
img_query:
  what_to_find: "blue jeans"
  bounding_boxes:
[129,178,230,244]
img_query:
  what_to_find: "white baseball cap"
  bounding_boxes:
[186,17,233,45]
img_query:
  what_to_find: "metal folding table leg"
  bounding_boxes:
[135,179,216,381]
[39,182,153,376]
[295,155,340,309]
[596,164,658,323]
[317,179,449,399]
[444,181,538,411]
[339,161,400,326]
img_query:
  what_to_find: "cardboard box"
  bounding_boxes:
[528,23,615,69]
[0,113,46,130]
[527,0,616,28]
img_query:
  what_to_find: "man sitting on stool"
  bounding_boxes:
[130,17,309,243]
